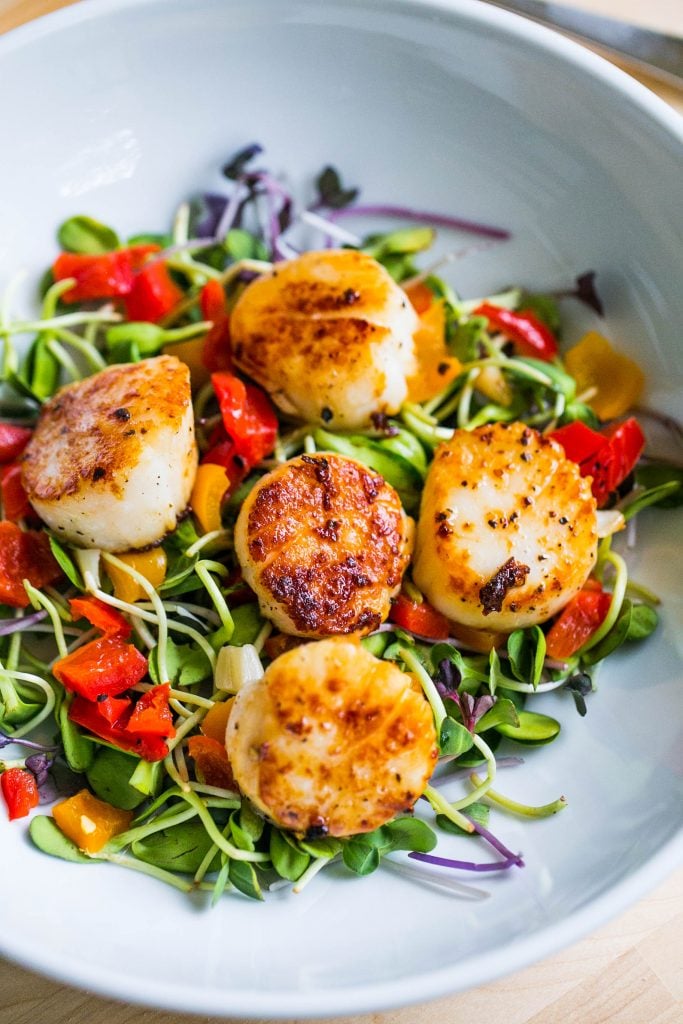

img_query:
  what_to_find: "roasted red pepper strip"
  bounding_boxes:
[200,279,232,372]
[124,262,183,323]
[389,592,451,640]
[68,596,132,639]
[53,251,136,303]
[125,683,175,738]
[474,303,559,361]
[53,636,148,699]
[1,767,40,820]
[1,464,32,522]
[52,245,161,305]
[0,424,32,463]
[550,417,645,506]
[211,372,278,466]
[0,522,62,608]
[68,695,169,762]
[545,586,612,660]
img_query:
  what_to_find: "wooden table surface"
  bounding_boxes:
[0,1,681,1022]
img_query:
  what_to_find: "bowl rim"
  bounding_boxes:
[0,0,681,1017]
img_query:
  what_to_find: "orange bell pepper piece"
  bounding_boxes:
[52,789,134,853]
[191,463,229,534]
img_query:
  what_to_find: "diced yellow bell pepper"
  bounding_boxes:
[52,789,133,854]
[191,463,229,534]
[406,299,462,403]
[565,331,645,420]
[106,548,168,604]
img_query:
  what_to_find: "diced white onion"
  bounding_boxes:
[74,548,101,592]
[215,643,264,693]
[596,509,625,538]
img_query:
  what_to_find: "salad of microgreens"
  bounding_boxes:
[0,144,681,903]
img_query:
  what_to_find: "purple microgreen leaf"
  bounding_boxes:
[222,143,264,181]
[315,165,360,210]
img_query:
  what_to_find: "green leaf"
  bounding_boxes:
[581,601,633,665]
[57,215,120,254]
[225,228,269,262]
[298,836,343,858]
[381,816,437,853]
[48,536,84,590]
[106,322,165,358]
[342,838,382,875]
[623,479,683,520]
[29,815,92,863]
[634,464,683,510]
[269,829,311,881]
[58,695,95,773]
[625,603,658,640]
[132,819,221,873]
[148,637,211,687]
[363,226,435,259]
[228,808,255,852]
[507,626,546,687]
[475,697,519,733]
[439,717,474,757]
[228,603,265,647]
[436,801,490,835]
[239,799,265,843]
[496,709,561,745]
[86,746,147,810]
[228,858,263,900]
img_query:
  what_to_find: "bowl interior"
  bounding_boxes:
[0,0,681,1017]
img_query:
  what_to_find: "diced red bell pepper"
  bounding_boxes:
[53,251,136,303]
[549,420,605,465]
[124,262,183,323]
[545,586,612,660]
[93,693,132,726]
[473,303,559,361]
[550,417,645,506]
[200,279,232,372]
[211,371,278,466]
[53,636,148,699]
[52,245,161,305]
[1,464,32,522]
[68,694,169,762]
[68,596,132,639]
[1,767,40,820]
[125,683,175,738]
[0,522,62,608]
[389,592,451,640]
[0,424,32,463]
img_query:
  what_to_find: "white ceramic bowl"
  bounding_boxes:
[0,0,681,1017]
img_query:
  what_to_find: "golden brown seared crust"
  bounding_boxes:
[229,249,418,428]
[22,356,191,501]
[234,454,413,637]
[413,421,598,631]
[226,638,438,837]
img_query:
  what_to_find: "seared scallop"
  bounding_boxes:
[22,355,197,551]
[412,421,598,631]
[234,453,413,637]
[230,249,418,429]
[226,637,438,837]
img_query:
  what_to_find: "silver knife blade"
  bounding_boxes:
[485,1,683,88]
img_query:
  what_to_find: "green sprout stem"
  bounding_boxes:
[469,772,567,817]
